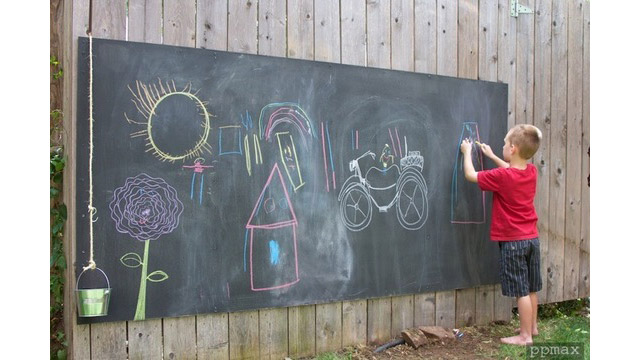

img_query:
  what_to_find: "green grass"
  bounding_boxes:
[495,313,590,359]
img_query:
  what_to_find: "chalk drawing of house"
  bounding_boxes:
[245,163,300,291]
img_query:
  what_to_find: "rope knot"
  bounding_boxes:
[82,260,96,271]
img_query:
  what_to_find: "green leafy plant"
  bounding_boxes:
[50,52,67,359]
[50,55,63,80]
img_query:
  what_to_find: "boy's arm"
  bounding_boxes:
[477,142,510,168]
[460,139,478,183]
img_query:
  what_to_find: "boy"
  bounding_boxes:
[460,124,542,346]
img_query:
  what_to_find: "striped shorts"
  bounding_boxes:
[498,238,542,298]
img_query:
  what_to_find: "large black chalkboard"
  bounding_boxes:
[76,37,507,323]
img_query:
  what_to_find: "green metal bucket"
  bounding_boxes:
[76,267,111,317]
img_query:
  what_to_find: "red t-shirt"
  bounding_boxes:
[477,164,539,241]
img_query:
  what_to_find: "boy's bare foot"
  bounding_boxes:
[500,334,533,346]
[514,328,538,336]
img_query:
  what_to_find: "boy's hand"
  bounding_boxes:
[477,142,494,157]
[460,138,472,154]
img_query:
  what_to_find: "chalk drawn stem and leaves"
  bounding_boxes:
[110,173,183,321]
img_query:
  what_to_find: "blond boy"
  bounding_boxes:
[460,124,543,345]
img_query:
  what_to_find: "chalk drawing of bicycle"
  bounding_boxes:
[338,150,429,231]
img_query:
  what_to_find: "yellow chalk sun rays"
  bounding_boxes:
[125,79,213,162]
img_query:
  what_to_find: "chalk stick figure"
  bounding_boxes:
[182,158,215,205]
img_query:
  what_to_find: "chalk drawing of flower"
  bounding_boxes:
[109,173,183,320]
[110,173,183,241]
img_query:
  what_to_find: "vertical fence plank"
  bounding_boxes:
[391,296,414,337]
[90,322,128,360]
[494,284,513,322]
[516,0,534,125]
[365,0,392,345]
[63,0,90,357]
[437,0,457,75]
[316,301,343,354]
[477,0,500,325]
[73,325,91,360]
[258,0,287,57]
[228,0,257,53]
[342,300,367,347]
[287,0,314,59]
[459,0,478,79]
[88,2,129,357]
[341,0,367,66]
[125,5,164,359]
[259,308,288,359]
[435,0,458,328]
[197,313,230,360]
[478,0,498,82]
[475,285,495,325]
[288,305,316,358]
[163,0,196,47]
[415,0,437,74]
[497,0,516,129]
[229,311,260,360]
[196,0,228,50]
[163,317,197,360]
[494,0,518,315]
[315,0,341,63]
[128,319,163,360]
[285,4,315,355]
[533,0,552,305]
[579,0,590,299]
[227,3,260,357]
[128,0,162,44]
[389,0,415,337]
[257,5,289,357]
[456,0,479,328]
[160,3,199,359]
[366,0,391,69]
[391,0,414,71]
[435,291,456,328]
[340,2,367,347]
[564,0,583,301]
[455,288,476,327]
[91,0,126,39]
[547,0,568,304]
[414,292,436,326]
[314,2,342,351]
[193,5,229,358]
[367,297,392,345]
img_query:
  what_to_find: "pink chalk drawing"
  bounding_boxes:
[182,157,215,205]
[245,163,300,291]
[258,103,315,148]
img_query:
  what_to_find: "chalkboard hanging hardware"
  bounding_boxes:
[510,0,533,17]
[77,34,111,317]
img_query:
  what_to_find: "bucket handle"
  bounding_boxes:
[76,266,110,291]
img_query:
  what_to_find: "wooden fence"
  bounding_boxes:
[61,0,589,358]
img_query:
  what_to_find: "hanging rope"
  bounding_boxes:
[84,33,97,272]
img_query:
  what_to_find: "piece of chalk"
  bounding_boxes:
[475,141,481,145]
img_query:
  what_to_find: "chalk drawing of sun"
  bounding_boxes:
[125,79,213,162]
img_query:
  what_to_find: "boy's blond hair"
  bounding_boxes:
[507,124,542,160]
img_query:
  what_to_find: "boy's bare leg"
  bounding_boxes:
[530,292,538,335]
[501,295,534,345]
[514,292,539,335]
